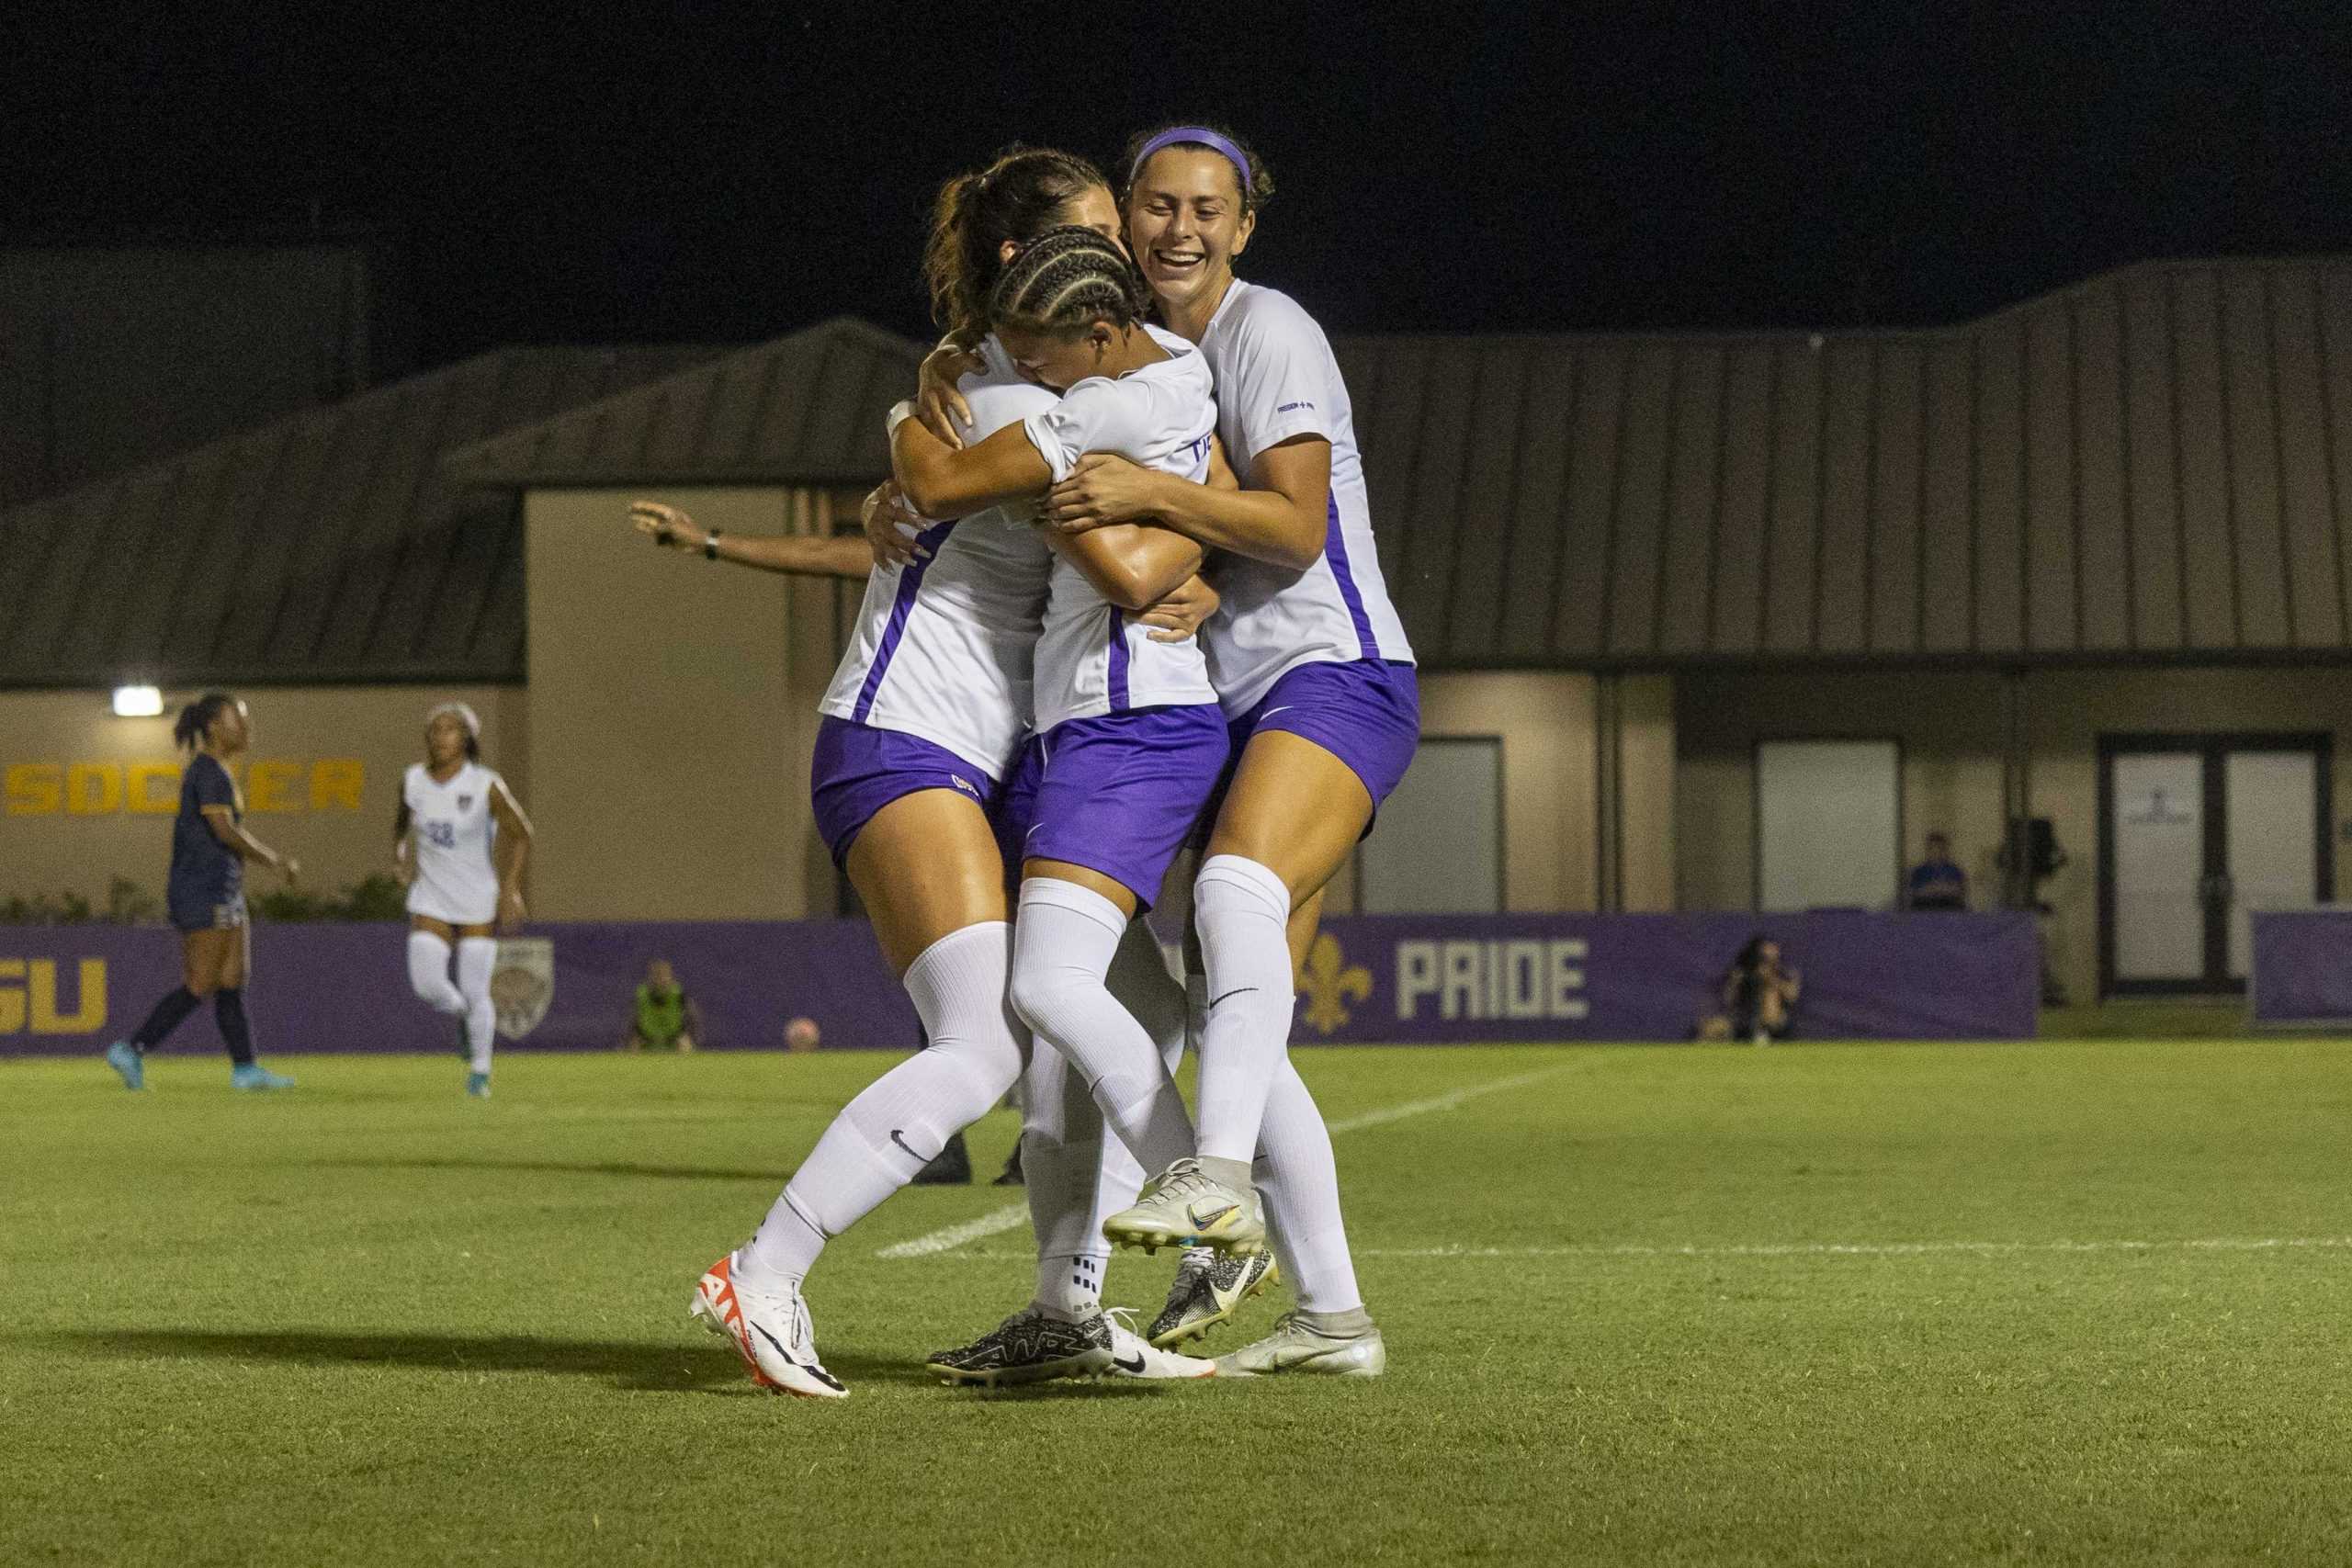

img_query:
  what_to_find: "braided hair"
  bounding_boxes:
[922,146,1112,346]
[173,692,237,752]
[988,226,1152,339]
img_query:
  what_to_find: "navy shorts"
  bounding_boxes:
[168,890,246,934]
[993,705,1230,908]
[809,716,1006,868]
[1211,659,1422,833]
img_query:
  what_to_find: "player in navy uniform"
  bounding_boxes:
[104,693,300,1091]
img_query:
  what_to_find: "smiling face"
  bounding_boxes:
[425,713,469,767]
[1125,147,1255,321]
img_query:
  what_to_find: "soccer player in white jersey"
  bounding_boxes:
[886,226,1240,1383]
[1035,125,1414,1377]
[394,703,533,1098]
[683,151,1217,1397]
[916,129,1399,1375]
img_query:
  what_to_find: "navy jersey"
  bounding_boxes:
[168,754,244,905]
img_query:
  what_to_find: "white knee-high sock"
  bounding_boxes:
[1191,854,1295,1166]
[456,937,498,1075]
[746,922,1024,1284]
[406,931,465,1016]
[1253,1060,1363,1313]
[1009,879,1193,1174]
[1018,1042,1108,1317]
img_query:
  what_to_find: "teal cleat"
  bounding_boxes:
[231,1063,296,1091]
[104,1042,145,1090]
[466,1071,491,1098]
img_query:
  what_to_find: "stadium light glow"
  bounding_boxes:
[111,684,164,717]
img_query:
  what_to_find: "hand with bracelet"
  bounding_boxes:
[626,499,872,580]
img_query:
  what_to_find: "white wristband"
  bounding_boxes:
[886,400,916,436]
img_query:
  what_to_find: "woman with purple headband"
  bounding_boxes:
[918,123,1409,1379]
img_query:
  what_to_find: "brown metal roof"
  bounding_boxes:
[444,259,2352,673]
[444,317,926,487]
[0,344,718,689]
[1347,257,2352,669]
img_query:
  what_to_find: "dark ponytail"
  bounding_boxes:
[174,692,236,752]
[922,145,1112,347]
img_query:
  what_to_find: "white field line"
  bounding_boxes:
[919,1235,2352,1264]
[874,1060,1583,1260]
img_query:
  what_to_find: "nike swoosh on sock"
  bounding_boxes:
[1209,987,1259,1009]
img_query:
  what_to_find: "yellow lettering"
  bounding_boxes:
[249,761,301,813]
[128,761,181,814]
[309,759,365,811]
[30,958,105,1033]
[6,763,62,816]
[66,763,122,815]
[0,960,23,1032]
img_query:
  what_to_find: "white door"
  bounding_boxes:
[2224,750,2320,979]
[1756,739,1899,910]
[1357,738,1502,913]
[2111,752,2205,983]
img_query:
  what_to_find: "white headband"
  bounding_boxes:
[425,701,481,738]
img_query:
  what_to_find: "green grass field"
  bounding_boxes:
[6,1037,2351,1566]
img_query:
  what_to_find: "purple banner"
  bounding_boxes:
[0,921,917,1059]
[1271,911,2039,1044]
[2251,909,2352,1024]
[1,910,2035,1059]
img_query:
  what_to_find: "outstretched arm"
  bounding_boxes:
[629,502,871,579]
[1042,435,1329,571]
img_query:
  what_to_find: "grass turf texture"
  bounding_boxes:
[6,1040,2350,1566]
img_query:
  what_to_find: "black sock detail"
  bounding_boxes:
[130,987,201,1051]
[214,988,255,1066]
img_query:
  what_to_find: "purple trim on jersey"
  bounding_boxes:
[1106,607,1130,710]
[851,519,957,722]
[1319,494,1382,660]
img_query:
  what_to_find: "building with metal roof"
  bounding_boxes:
[6,262,2348,1008]
[0,343,719,690]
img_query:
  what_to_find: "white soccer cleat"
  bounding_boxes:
[689,1251,847,1399]
[1213,1312,1386,1380]
[1102,1157,1267,1257]
[1104,1310,1217,1381]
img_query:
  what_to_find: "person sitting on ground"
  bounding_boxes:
[627,959,702,1053]
[1905,830,1969,910]
[1723,936,1801,1044]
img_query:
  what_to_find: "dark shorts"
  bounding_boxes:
[1205,659,1422,840]
[993,705,1230,908]
[809,716,1005,868]
[168,890,246,934]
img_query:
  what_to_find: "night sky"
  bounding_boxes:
[10,3,2350,368]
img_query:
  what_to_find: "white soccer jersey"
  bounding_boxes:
[1020,324,1220,732]
[815,357,1056,778]
[404,761,505,925]
[1189,281,1416,716]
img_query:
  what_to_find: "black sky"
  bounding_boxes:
[9,2,2351,368]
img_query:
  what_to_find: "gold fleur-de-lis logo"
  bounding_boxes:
[1295,933,1372,1035]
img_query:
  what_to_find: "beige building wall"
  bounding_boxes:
[1675,666,2352,1003]
[525,486,855,920]
[0,682,526,908]
[1617,674,1679,912]
[1414,671,1602,912]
